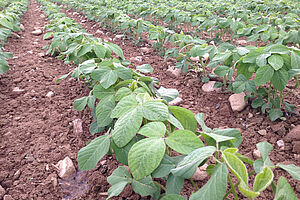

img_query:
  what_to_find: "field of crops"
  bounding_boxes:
[0,0,299,199]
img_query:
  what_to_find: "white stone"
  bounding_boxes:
[237,40,247,45]
[38,53,45,57]
[0,185,5,199]
[140,47,151,54]
[12,87,25,93]
[3,195,14,200]
[202,81,221,92]
[55,156,76,179]
[248,113,253,118]
[258,129,267,136]
[253,149,261,158]
[166,67,181,78]
[11,32,20,39]
[169,97,183,106]
[277,140,285,148]
[27,50,33,54]
[190,56,200,62]
[192,164,208,181]
[81,20,87,23]
[96,30,104,35]
[32,29,43,36]
[20,24,25,31]
[114,34,124,40]
[229,92,247,112]
[46,91,54,98]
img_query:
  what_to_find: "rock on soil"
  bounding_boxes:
[166,67,181,78]
[3,195,14,200]
[285,125,300,153]
[228,92,247,112]
[201,81,221,93]
[169,97,183,106]
[55,157,76,179]
[192,164,208,181]
[258,129,267,136]
[32,29,43,36]
[72,119,83,135]
[0,185,6,199]
[253,149,261,158]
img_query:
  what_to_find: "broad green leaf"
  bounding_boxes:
[190,163,228,200]
[132,176,158,196]
[269,108,283,121]
[254,159,264,174]
[74,96,88,111]
[256,53,271,67]
[157,87,179,102]
[96,95,115,127]
[195,113,212,132]
[115,66,132,80]
[171,146,216,178]
[214,66,229,77]
[161,194,186,200]
[93,84,115,99]
[107,182,128,199]
[254,65,274,86]
[138,122,166,138]
[202,132,235,145]
[107,166,131,199]
[271,69,289,91]
[152,155,176,178]
[111,138,136,166]
[136,93,152,104]
[136,64,153,73]
[222,151,248,184]
[111,95,138,118]
[276,164,300,180]
[112,108,143,147]
[78,135,110,170]
[89,121,104,135]
[106,43,124,59]
[115,87,131,101]
[204,128,242,148]
[268,55,284,71]
[243,50,261,64]
[166,174,184,195]
[253,167,274,192]
[238,182,260,199]
[129,138,166,180]
[100,70,118,89]
[142,101,169,121]
[267,44,289,55]
[232,74,246,93]
[274,177,298,200]
[166,130,204,155]
[288,69,300,78]
[168,114,184,130]
[291,51,300,69]
[77,44,92,57]
[93,45,106,59]
[256,142,273,163]
[169,106,197,132]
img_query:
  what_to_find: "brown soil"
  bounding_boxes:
[0,0,299,200]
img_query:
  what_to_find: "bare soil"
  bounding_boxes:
[0,0,299,199]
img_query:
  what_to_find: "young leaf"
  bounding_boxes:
[111,138,136,166]
[111,94,138,118]
[274,177,298,200]
[190,163,228,200]
[166,130,204,155]
[78,135,110,170]
[276,164,300,180]
[74,96,88,111]
[168,114,184,130]
[268,54,284,70]
[253,167,274,192]
[115,87,132,101]
[107,182,128,199]
[271,69,289,91]
[132,176,158,196]
[93,84,115,99]
[291,51,300,69]
[100,69,118,89]
[152,155,177,178]
[256,141,273,164]
[166,174,184,195]
[169,106,197,132]
[96,95,115,127]
[269,108,283,121]
[136,64,153,74]
[128,138,166,180]
[138,122,166,138]
[195,113,212,132]
[142,101,169,121]
[254,65,274,86]
[107,166,131,199]
[157,87,179,102]
[112,108,143,147]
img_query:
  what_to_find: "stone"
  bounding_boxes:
[292,141,300,153]
[202,53,209,61]
[296,184,300,193]
[258,129,267,136]
[81,20,87,23]
[285,125,300,141]
[169,97,183,106]
[20,24,25,31]
[253,149,261,158]
[40,14,45,18]
[13,170,21,180]
[11,32,20,39]
[248,113,253,118]
[201,81,222,92]
[27,50,33,54]
[46,91,54,98]
[190,56,200,62]
[271,123,286,136]
[12,87,25,93]
[38,53,45,57]
[140,47,151,54]
[3,195,14,200]
[130,56,143,62]
[166,67,181,78]
[237,40,247,46]
[228,92,247,112]
[192,164,208,181]
[114,34,124,40]
[276,140,285,149]
[33,41,38,45]
[46,173,58,188]
[55,157,76,179]
[72,119,83,135]
[0,185,5,199]
[32,29,43,36]
[96,30,104,35]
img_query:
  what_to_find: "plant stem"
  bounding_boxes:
[228,175,239,200]
[190,178,199,191]
[223,182,240,200]
[154,181,166,191]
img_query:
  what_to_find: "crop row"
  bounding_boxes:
[35,0,300,199]
[0,0,29,74]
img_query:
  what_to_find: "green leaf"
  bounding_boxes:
[238,182,260,199]
[271,69,289,91]
[190,163,228,200]
[142,101,169,121]
[204,128,242,148]
[77,44,92,57]
[132,176,158,196]
[276,164,300,180]
[195,113,212,132]
[74,96,88,111]
[169,106,197,132]
[268,55,284,71]
[267,44,290,55]
[254,65,274,86]
[111,138,136,166]
[100,69,118,89]
[107,166,131,199]
[171,146,216,178]
[161,194,186,200]
[157,87,179,102]
[254,159,264,174]
[107,182,128,199]
[202,132,236,145]
[138,122,166,138]
[115,87,132,101]
[93,45,106,59]
[253,167,274,192]
[106,43,124,59]
[222,151,248,184]
[93,84,115,99]
[166,130,204,155]
[152,155,176,178]
[214,66,230,77]
[166,174,184,195]
[256,142,273,163]
[111,95,138,118]
[269,108,283,121]
[128,138,166,180]
[243,50,261,64]
[96,95,115,127]
[112,107,143,147]
[115,66,132,80]
[256,53,271,67]
[78,135,110,170]
[291,51,300,69]
[89,121,104,135]
[136,64,153,73]
[168,114,184,130]
[274,177,298,200]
